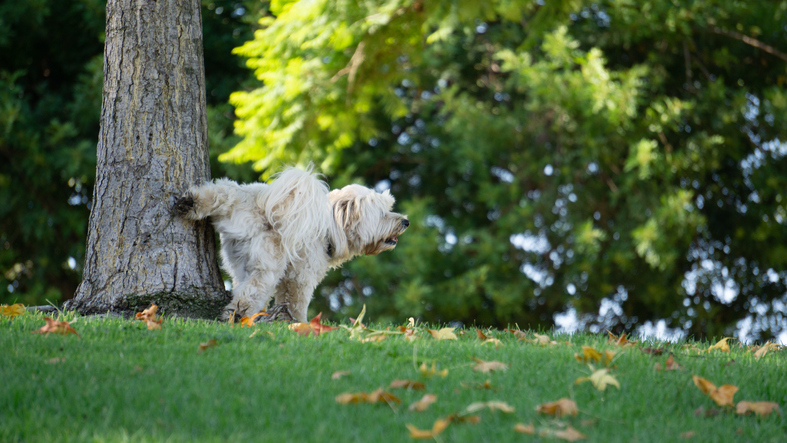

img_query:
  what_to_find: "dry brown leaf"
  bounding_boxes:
[396,326,418,341]
[692,375,738,407]
[198,339,218,353]
[331,371,350,380]
[448,414,481,424]
[751,342,783,359]
[335,388,401,405]
[476,329,490,340]
[406,419,450,439]
[537,398,578,417]
[1,303,25,319]
[607,330,637,347]
[514,423,535,435]
[367,388,402,404]
[361,334,388,343]
[389,379,426,390]
[288,313,339,337]
[461,379,493,390]
[680,431,695,439]
[465,401,515,413]
[655,354,681,371]
[707,337,733,353]
[553,426,587,441]
[408,394,437,412]
[31,317,79,337]
[735,401,780,417]
[694,406,721,417]
[505,328,528,340]
[46,357,66,364]
[472,357,508,373]
[427,327,458,340]
[135,304,163,330]
[532,333,558,346]
[418,361,448,378]
[641,347,665,356]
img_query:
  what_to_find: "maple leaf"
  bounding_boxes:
[408,394,437,412]
[406,418,450,439]
[575,368,620,391]
[707,337,733,353]
[331,371,350,380]
[735,401,781,417]
[198,339,218,353]
[1,303,25,319]
[607,330,637,347]
[239,312,268,327]
[514,423,535,435]
[389,379,426,390]
[574,345,603,363]
[135,304,162,330]
[288,312,339,337]
[31,317,80,337]
[465,401,515,414]
[427,327,458,340]
[471,357,508,373]
[654,354,681,371]
[692,375,738,407]
[537,398,579,417]
[418,361,448,378]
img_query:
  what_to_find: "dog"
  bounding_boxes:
[175,166,409,322]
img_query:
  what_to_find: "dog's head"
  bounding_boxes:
[329,184,409,258]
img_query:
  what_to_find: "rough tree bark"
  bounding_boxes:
[65,0,228,317]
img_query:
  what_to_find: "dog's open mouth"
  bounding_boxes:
[385,236,398,246]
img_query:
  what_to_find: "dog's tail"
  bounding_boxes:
[256,165,332,263]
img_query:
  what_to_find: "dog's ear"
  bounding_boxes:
[332,196,360,230]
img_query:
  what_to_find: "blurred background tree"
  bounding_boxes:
[227,0,787,341]
[3,0,786,342]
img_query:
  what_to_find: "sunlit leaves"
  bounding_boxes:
[135,304,162,330]
[692,375,738,407]
[288,312,339,337]
[736,401,780,417]
[31,317,79,337]
[1,303,25,319]
[707,337,733,353]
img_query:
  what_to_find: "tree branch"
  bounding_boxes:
[711,27,787,63]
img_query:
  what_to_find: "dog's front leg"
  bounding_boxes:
[222,268,283,320]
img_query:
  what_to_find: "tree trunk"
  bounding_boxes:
[65,0,228,318]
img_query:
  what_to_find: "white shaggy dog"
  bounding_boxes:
[175,167,409,322]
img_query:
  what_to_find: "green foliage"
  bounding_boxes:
[229,0,787,339]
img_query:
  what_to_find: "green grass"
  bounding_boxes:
[1,311,785,442]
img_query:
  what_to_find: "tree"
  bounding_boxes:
[65,0,228,317]
[227,0,787,340]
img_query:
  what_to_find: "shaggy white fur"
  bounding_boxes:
[176,167,409,321]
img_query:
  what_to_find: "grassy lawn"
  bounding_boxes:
[1,308,785,442]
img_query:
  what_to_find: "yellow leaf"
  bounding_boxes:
[692,375,738,407]
[607,330,637,347]
[406,419,450,439]
[575,368,620,391]
[575,345,602,363]
[736,401,781,417]
[536,398,578,417]
[1,303,25,319]
[471,357,508,373]
[707,337,733,353]
[409,394,437,412]
[419,361,448,378]
[427,327,458,340]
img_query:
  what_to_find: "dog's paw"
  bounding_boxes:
[173,193,195,216]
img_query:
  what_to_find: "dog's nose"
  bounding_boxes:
[402,219,410,228]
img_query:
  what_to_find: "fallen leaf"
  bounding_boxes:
[553,426,587,441]
[481,338,503,347]
[331,371,350,380]
[135,304,162,330]
[751,342,783,359]
[427,327,458,340]
[655,354,681,371]
[198,339,218,353]
[641,347,665,356]
[514,423,535,435]
[397,325,418,341]
[735,401,780,417]
[575,345,602,364]
[465,401,515,413]
[419,361,448,378]
[607,330,637,347]
[31,317,79,337]
[406,419,450,439]
[335,388,401,405]
[476,329,490,340]
[461,379,493,390]
[537,398,578,417]
[692,375,738,407]
[575,368,620,391]
[46,357,66,364]
[289,313,339,337]
[531,333,558,346]
[409,394,437,412]
[505,328,528,340]
[1,303,25,319]
[389,379,426,390]
[239,312,268,327]
[680,431,695,439]
[448,414,481,424]
[707,337,733,353]
[693,406,721,418]
[472,357,508,373]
